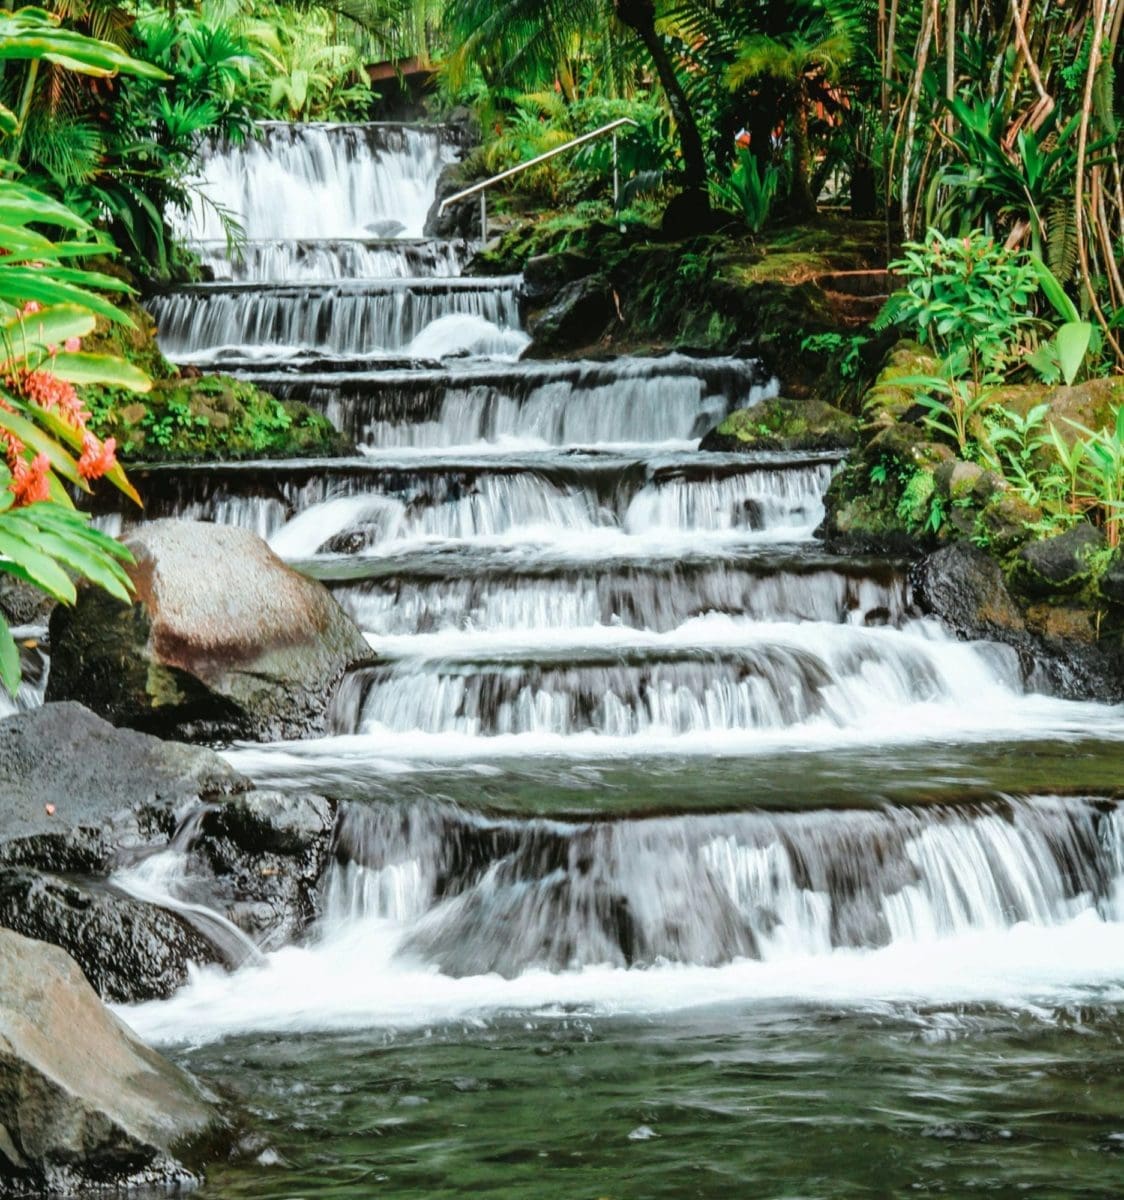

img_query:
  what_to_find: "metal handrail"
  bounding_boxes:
[437,117,640,239]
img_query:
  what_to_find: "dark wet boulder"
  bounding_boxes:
[0,927,221,1196]
[0,870,220,1003]
[700,397,855,453]
[912,543,1026,642]
[46,520,375,742]
[1015,523,1105,594]
[1101,553,1124,605]
[912,543,1124,702]
[194,791,335,948]
[0,702,245,872]
[520,251,596,310]
[526,274,616,357]
[423,161,481,239]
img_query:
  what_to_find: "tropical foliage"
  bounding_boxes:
[0,12,153,693]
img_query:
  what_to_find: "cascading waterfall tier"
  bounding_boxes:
[91,453,840,554]
[250,355,771,450]
[321,796,1124,977]
[179,122,461,244]
[194,237,469,283]
[328,553,913,637]
[149,277,523,361]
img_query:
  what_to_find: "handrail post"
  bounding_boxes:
[438,117,641,222]
[480,191,487,243]
[612,132,623,233]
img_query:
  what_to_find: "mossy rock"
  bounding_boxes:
[85,375,351,463]
[863,422,955,472]
[990,377,1124,443]
[479,215,885,380]
[1011,523,1106,597]
[933,459,1004,504]
[862,340,943,425]
[974,492,1042,554]
[700,397,856,452]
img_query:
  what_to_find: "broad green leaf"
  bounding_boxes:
[45,352,151,391]
[1029,255,1081,323]
[0,525,76,602]
[0,305,96,365]
[1055,321,1093,387]
[0,610,18,696]
[10,519,133,602]
[0,269,126,323]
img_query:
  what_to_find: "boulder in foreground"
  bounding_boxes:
[0,927,221,1196]
[47,520,374,741]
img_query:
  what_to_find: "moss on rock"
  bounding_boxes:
[700,397,856,452]
[76,271,350,463]
[85,375,350,463]
[478,215,887,391]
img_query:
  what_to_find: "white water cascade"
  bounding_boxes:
[115,119,1124,1052]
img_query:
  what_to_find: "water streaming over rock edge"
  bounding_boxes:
[118,124,1124,1198]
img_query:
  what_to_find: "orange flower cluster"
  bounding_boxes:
[2,332,117,508]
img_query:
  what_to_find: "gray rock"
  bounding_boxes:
[194,792,335,949]
[526,274,615,357]
[423,162,481,239]
[0,702,245,872]
[0,869,221,1003]
[206,791,333,856]
[0,578,52,627]
[933,459,1002,503]
[520,252,596,310]
[912,543,1124,702]
[0,927,221,1196]
[46,520,375,742]
[1017,522,1105,591]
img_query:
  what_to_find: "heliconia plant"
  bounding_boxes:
[0,9,165,696]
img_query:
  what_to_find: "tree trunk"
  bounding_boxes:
[790,85,816,217]
[614,0,709,194]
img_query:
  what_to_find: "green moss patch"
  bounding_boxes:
[85,375,350,463]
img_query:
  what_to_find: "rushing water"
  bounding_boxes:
[112,122,1124,1197]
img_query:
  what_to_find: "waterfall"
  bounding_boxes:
[180,123,460,244]
[255,355,770,451]
[111,117,1124,1063]
[149,278,522,361]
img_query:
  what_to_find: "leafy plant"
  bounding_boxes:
[891,371,994,459]
[876,229,1040,381]
[1026,256,1098,387]
[711,146,778,232]
[934,101,1091,260]
[980,402,1051,505]
[0,20,150,692]
[800,331,869,379]
[1067,408,1124,548]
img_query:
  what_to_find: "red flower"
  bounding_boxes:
[20,369,89,428]
[0,428,25,469]
[9,453,50,506]
[77,433,116,480]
